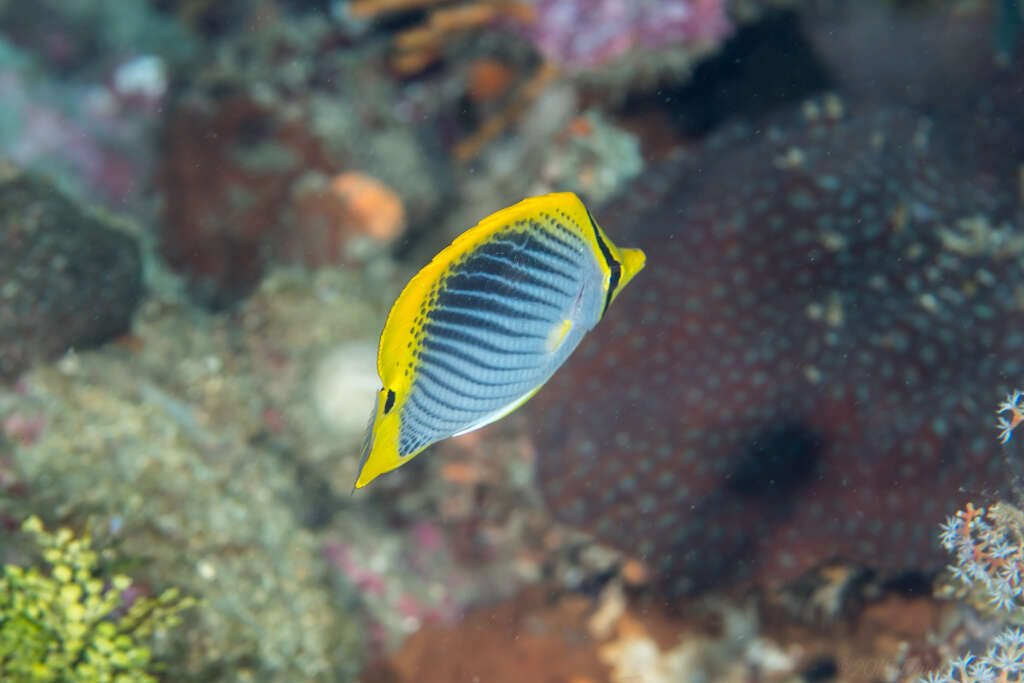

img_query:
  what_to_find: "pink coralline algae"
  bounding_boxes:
[529,83,1024,595]
[523,0,732,71]
[0,55,166,210]
[324,523,477,652]
[1,413,45,446]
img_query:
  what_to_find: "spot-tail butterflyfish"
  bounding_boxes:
[354,192,645,489]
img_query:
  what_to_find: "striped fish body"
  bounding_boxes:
[355,192,645,488]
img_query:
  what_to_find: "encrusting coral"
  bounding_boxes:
[532,83,1024,594]
[0,516,195,682]
[2,267,380,681]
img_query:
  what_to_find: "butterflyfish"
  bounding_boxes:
[354,192,645,489]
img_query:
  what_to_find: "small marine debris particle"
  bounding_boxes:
[112,54,168,101]
[439,460,487,486]
[566,116,595,138]
[1,412,45,446]
[197,559,217,580]
[355,192,645,488]
[287,171,406,267]
[597,607,794,683]
[805,292,844,328]
[586,582,626,639]
[329,172,407,243]
[347,0,443,17]
[912,117,933,150]
[918,292,940,314]
[621,558,650,587]
[313,343,380,435]
[818,229,846,251]
[920,628,1024,683]
[939,501,1024,610]
[539,110,644,205]
[0,160,19,183]
[467,59,516,103]
[888,203,909,232]
[803,365,823,385]
[938,215,1024,258]
[774,146,806,169]
[823,93,845,120]
[997,389,1024,444]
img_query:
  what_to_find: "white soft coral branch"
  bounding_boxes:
[997,389,1023,444]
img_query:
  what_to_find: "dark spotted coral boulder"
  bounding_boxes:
[530,90,1024,595]
[0,162,143,381]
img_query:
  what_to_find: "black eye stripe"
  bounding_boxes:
[383,389,396,414]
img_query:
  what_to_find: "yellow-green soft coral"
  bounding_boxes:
[0,516,195,682]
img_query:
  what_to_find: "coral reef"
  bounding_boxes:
[345,0,779,178]
[919,496,1024,683]
[160,88,336,305]
[158,8,450,306]
[363,579,951,682]
[330,405,613,653]
[348,0,802,160]
[361,586,612,682]
[0,264,591,677]
[530,79,1024,594]
[803,1,999,112]
[997,390,1024,444]
[4,1,1022,679]
[532,110,644,206]
[520,0,732,73]
[158,0,771,306]
[350,0,799,83]
[0,269,386,680]
[940,502,1024,612]
[0,0,193,76]
[0,162,142,382]
[0,516,194,683]
[920,630,1024,683]
[0,11,179,209]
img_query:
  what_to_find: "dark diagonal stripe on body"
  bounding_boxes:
[423,338,540,373]
[531,221,583,254]
[457,256,574,298]
[408,387,473,427]
[474,242,576,285]
[420,351,531,388]
[429,308,548,341]
[435,291,552,323]
[443,277,563,312]
[424,321,543,356]
[491,233,578,271]
[418,365,529,405]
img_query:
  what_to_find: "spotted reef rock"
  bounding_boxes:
[0,162,143,382]
[530,88,1024,595]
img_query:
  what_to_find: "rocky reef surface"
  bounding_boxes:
[0,162,142,381]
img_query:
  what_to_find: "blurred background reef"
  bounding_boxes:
[0,0,1022,681]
